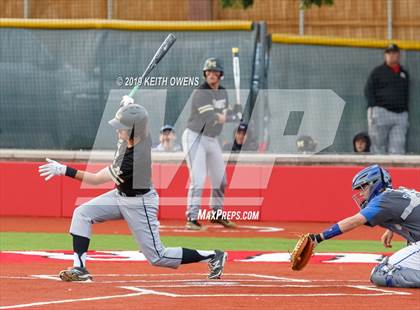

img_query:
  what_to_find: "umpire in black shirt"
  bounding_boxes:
[364,44,409,154]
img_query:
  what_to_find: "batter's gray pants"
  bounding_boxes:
[70,189,182,268]
[370,241,420,288]
[367,106,408,154]
[182,128,227,221]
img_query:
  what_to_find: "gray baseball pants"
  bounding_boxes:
[182,128,227,221]
[70,188,182,268]
[368,106,408,154]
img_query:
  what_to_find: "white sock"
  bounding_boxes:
[197,250,215,262]
[73,252,87,268]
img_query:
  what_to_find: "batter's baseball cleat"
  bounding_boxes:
[210,214,237,228]
[59,267,93,282]
[208,250,228,279]
[185,220,205,231]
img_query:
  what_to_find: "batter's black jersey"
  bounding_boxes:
[360,187,420,243]
[108,136,152,195]
[187,82,229,137]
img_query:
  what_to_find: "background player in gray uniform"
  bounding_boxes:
[306,164,420,288]
[38,102,227,281]
[182,58,241,230]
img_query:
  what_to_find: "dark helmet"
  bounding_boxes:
[108,104,149,139]
[351,165,392,208]
[203,58,224,76]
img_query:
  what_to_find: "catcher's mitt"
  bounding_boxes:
[290,233,315,271]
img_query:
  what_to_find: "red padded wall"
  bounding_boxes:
[1,161,419,222]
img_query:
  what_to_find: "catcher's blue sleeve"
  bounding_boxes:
[359,196,392,226]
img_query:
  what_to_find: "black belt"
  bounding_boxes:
[118,189,151,197]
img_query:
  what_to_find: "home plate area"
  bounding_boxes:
[32,273,408,298]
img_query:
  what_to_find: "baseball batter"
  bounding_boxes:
[306,165,420,287]
[38,101,227,282]
[182,58,242,230]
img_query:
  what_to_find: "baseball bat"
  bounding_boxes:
[232,47,241,106]
[128,33,177,97]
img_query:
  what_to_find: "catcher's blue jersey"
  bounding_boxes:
[360,187,420,243]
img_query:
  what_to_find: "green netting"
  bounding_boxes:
[0,28,256,149]
[268,44,420,154]
[1,27,419,154]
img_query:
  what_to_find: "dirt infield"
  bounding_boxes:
[0,216,402,240]
[1,262,419,310]
[1,216,415,309]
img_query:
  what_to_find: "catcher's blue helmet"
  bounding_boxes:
[351,165,392,208]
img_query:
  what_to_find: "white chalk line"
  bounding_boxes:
[0,292,147,310]
[349,285,411,296]
[120,286,410,298]
[0,273,411,309]
[27,274,411,297]
[0,276,36,280]
[160,224,283,233]
[246,273,308,282]
[26,273,370,285]
[117,284,370,288]
[28,273,309,283]
[30,275,62,281]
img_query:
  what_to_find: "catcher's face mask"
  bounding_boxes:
[352,183,371,209]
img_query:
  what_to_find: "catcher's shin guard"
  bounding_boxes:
[370,258,420,288]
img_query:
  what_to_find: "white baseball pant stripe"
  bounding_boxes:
[388,241,420,270]
[182,128,226,221]
[69,189,182,268]
[370,241,420,287]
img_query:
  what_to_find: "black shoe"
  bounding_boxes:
[208,250,228,279]
[59,267,92,282]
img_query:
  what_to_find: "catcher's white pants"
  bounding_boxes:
[69,189,182,268]
[388,241,420,270]
[370,241,420,288]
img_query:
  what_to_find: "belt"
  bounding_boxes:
[118,189,151,197]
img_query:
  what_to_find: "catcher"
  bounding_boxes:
[290,164,420,288]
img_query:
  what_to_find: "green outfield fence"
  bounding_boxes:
[0,19,419,153]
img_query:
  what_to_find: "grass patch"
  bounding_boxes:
[0,232,405,253]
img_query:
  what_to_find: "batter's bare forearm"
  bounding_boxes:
[73,168,111,185]
[74,171,96,185]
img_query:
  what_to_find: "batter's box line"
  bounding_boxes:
[120,286,412,298]
[30,273,308,283]
[29,278,371,285]
[29,273,372,285]
[0,292,149,310]
[115,284,376,288]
